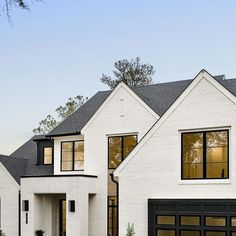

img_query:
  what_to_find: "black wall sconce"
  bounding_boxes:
[69,200,75,212]
[22,200,29,212]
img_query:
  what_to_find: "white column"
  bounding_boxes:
[67,192,89,236]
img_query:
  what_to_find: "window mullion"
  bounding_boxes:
[203,132,207,179]
[72,141,75,171]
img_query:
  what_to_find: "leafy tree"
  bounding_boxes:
[100,57,155,89]
[126,223,135,236]
[2,0,39,20]
[33,95,88,135]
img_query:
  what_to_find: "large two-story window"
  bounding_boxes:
[108,135,137,169]
[182,130,229,179]
[61,141,84,171]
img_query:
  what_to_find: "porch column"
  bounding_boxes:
[67,192,89,236]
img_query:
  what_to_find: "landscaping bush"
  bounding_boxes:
[126,223,135,236]
[35,230,45,236]
[0,229,5,236]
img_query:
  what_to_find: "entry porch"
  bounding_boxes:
[20,174,97,236]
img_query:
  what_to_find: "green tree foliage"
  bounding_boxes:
[100,57,155,89]
[33,95,88,135]
[126,223,135,236]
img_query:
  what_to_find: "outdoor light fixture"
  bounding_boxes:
[22,200,29,212]
[69,200,75,212]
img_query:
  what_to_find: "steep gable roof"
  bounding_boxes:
[47,75,227,137]
[0,155,28,184]
[1,71,235,182]
[114,70,236,176]
[48,91,111,137]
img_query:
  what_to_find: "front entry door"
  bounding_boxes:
[59,200,66,236]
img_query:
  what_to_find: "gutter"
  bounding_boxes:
[18,190,21,236]
[110,173,119,236]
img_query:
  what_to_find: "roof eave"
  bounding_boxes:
[45,131,81,138]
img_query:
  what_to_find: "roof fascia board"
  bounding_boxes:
[114,69,236,176]
[81,82,159,133]
[46,132,81,138]
[0,162,20,188]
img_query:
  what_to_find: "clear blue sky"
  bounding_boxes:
[1,0,236,155]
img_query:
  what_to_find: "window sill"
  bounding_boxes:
[178,179,231,185]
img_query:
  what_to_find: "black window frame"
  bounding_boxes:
[43,146,54,165]
[181,129,229,180]
[108,134,138,169]
[61,140,84,172]
[107,196,118,236]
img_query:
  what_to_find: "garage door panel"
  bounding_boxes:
[148,199,236,236]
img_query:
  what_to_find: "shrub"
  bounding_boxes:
[35,230,45,236]
[0,229,5,236]
[126,223,135,236]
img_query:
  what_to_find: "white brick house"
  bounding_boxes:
[0,70,236,236]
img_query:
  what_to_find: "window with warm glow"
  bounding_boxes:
[182,130,229,179]
[108,135,137,169]
[43,147,53,165]
[61,141,84,171]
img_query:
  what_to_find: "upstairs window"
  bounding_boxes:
[182,130,229,179]
[61,141,84,171]
[108,135,137,169]
[43,147,53,165]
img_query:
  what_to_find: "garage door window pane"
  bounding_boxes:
[205,216,226,226]
[231,217,236,226]
[157,230,175,236]
[157,216,175,225]
[181,231,200,236]
[231,233,236,236]
[205,232,226,236]
[181,216,200,226]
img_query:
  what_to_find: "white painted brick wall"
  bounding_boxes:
[21,176,97,236]
[0,164,19,236]
[118,78,236,236]
[84,85,157,236]
[21,84,157,236]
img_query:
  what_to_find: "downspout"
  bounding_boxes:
[110,173,119,236]
[18,189,21,236]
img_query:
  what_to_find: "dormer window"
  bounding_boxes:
[61,141,84,171]
[43,147,53,165]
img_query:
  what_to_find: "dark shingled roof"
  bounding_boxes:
[1,74,236,182]
[0,155,28,184]
[0,135,53,183]
[48,91,111,136]
[48,75,230,136]
[10,135,53,177]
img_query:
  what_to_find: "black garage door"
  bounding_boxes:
[148,199,236,236]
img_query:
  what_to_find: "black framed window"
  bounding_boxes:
[108,135,137,169]
[108,196,117,236]
[182,130,229,179]
[43,147,53,165]
[61,141,84,171]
